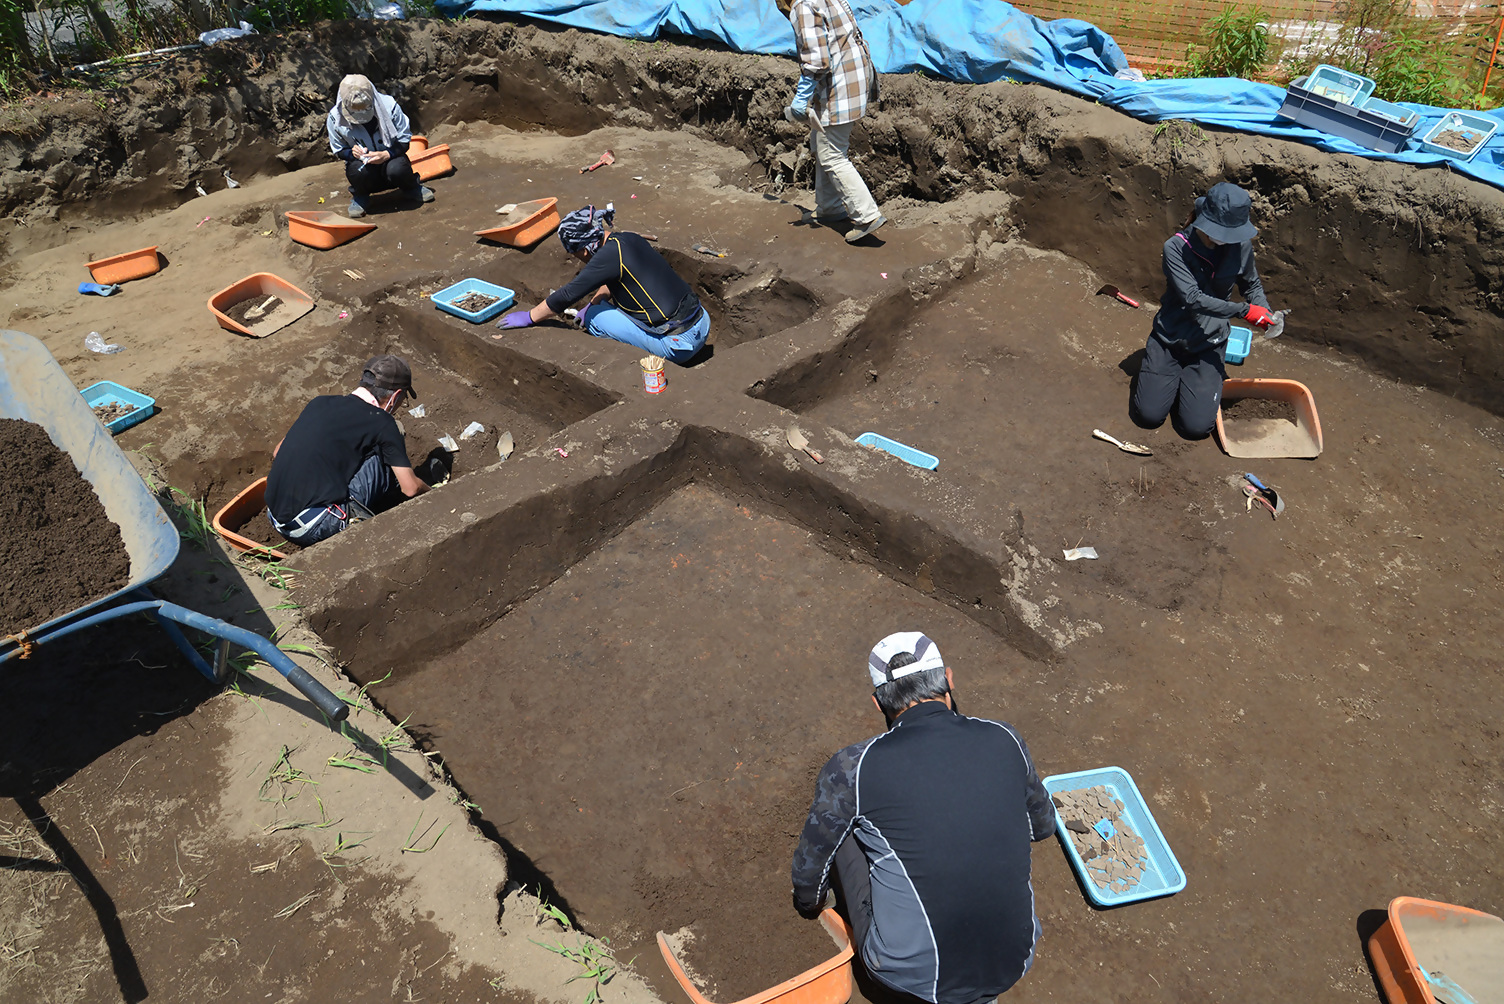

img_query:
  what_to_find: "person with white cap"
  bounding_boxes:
[1131,181,1281,438]
[325,74,434,219]
[791,632,1055,1004]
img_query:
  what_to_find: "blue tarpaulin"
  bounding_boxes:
[438,0,1504,191]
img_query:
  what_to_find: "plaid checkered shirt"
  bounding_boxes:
[790,0,875,126]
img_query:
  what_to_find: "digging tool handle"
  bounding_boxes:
[1113,290,1140,308]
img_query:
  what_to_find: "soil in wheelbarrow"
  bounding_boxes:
[1221,397,1297,423]
[0,418,130,634]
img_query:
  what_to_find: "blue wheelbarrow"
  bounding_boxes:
[0,330,348,724]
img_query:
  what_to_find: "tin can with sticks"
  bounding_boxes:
[640,355,666,394]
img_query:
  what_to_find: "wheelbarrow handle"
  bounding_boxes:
[151,602,350,723]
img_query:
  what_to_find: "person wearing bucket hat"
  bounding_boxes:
[493,203,711,365]
[791,632,1055,1004]
[1130,181,1283,439]
[326,74,434,219]
[265,355,433,545]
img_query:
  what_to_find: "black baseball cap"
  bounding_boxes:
[362,354,417,399]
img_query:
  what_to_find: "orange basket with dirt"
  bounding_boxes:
[1215,377,1323,459]
[474,198,561,248]
[208,272,315,338]
[656,908,855,1004]
[212,477,288,561]
[285,210,377,250]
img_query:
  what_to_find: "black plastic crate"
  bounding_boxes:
[1277,75,1418,153]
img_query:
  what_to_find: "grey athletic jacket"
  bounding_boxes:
[792,702,1055,1003]
[1151,226,1269,354]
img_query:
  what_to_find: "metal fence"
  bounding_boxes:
[1013,0,1504,96]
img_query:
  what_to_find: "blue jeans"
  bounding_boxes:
[578,303,710,364]
[269,454,396,544]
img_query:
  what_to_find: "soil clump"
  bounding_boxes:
[1221,397,1297,422]
[0,417,130,633]
[237,507,301,552]
[1430,128,1481,152]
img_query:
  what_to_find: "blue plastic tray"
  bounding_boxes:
[1225,324,1252,365]
[1303,64,1375,106]
[1043,766,1186,907]
[80,379,156,435]
[855,432,938,470]
[432,278,516,323]
[1418,111,1499,162]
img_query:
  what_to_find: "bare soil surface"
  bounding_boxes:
[0,417,130,634]
[378,483,1058,1001]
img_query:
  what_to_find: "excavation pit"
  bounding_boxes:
[335,481,1041,1002]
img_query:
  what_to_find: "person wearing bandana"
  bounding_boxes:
[494,204,710,365]
[325,74,433,219]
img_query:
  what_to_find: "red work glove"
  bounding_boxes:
[1244,304,1276,328]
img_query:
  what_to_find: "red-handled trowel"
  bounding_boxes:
[1096,284,1140,308]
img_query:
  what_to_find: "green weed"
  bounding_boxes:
[400,812,450,854]
[166,487,214,549]
[533,936,625,1004]
[258,745,318,804]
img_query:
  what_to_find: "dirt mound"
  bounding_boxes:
[0,418,130,634]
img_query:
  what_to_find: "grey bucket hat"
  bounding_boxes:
[1191,182,1259,244]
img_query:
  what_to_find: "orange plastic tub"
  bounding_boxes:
[657,908,854,1004]
[86,246,161,284]
[409,134,429,153]
[212,477,288,560]
[1366,897,1504,1004]
[474,198,561,248]
[208,272,315,338]
[285,210,377,250]
[409,143,453,181]
[1215,377,1323,459]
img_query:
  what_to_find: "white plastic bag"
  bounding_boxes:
[199,21,256,44]
[85,331,123,354]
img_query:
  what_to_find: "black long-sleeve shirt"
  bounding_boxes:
[1151,227,1269,353]
[792,701,1055,1004]
[545,232,698,330]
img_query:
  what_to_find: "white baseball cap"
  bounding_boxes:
[867,631,944,688]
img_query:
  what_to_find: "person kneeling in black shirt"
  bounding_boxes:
[265,355,430,545]
[494,203,710,365]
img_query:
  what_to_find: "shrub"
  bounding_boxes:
[1183,5,1276,80]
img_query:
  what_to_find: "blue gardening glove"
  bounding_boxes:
[78,281,122,296]
[498,309,534,329]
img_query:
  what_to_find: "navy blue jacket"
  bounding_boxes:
[792,702,1055,1003]
[1151,227,1268,353]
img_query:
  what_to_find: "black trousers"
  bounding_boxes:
[1130,334,1227,439]
[345,155,419,197]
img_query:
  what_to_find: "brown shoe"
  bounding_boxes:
[844,215,888,244]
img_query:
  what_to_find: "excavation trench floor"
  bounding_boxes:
[378,483,1043,1002]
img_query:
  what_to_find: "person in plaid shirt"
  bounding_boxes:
[783,0,888,243]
